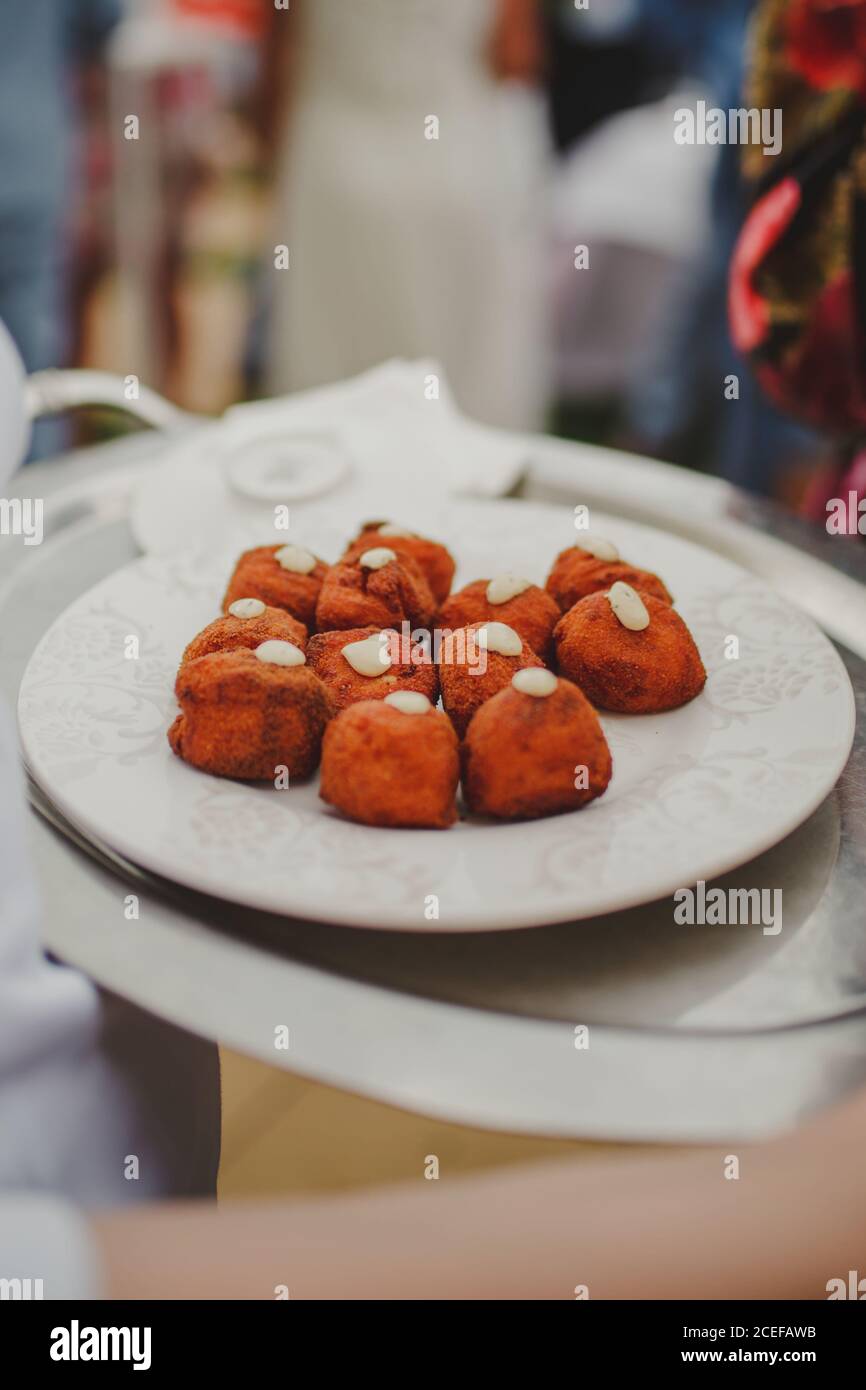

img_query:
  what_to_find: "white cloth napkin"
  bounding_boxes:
[223,357,530,496]
[131,359,530,557]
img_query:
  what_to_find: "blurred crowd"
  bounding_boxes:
[0,0,838,505]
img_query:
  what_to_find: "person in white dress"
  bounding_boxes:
[263,0,551,432]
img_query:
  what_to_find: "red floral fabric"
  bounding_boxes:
[730,0,866,453]
[786,0,866,95]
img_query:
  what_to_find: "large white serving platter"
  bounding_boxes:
[18,496,855,931]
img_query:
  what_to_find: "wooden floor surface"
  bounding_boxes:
[217,1048,630,1197]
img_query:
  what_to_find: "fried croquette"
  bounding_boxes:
[314,550,435,631]
[168,645,333,780]
[554,585,705,713]
[342,522,455,604]
[438,620,545,737]
[306,626,439,712]
[320,694,459,828]
[438,576,560,661]
[461,671,612,820]
[545,545,672,613]
[222,544,328,628]
[179,601,307,668]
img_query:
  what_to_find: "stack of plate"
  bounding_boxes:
[8,447,866,1140]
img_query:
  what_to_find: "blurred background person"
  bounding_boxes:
[4,1,857,491]
[623,0,824,503]
[259,0,551,432]
[727,0,866,526]
[0,0,122,457]
[544,0,824,503]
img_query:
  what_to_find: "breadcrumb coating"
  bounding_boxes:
[462,677,612,820]
[307,625,440,711]
[554,590,705,713]
[222,545,329,628]
[342,523,455,605]
[438,621,545,737]
[168,648,333,780]
[545,547,673,613]
[320,699,459,828]
[179,606,307,667]
[438,579,560,661]
[315,556,435,631]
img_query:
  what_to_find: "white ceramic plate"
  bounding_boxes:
[18,497,855,931]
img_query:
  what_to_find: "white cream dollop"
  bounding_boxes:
[254,640,306,667]
[228,598,266,620]
[574,532,619,562]
[342,633,392,677]
[512,668,557,698]
[486,573,532,605]
[359,547,397,571]
[384,691,431,714]
[377,523,414,538]
[607,580,650,631]
[476,622,522,657]
[274,544,316,575]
